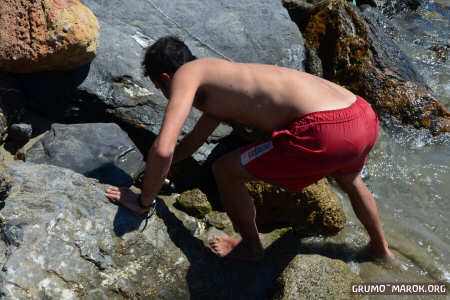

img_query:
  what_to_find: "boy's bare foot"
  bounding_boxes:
[360,242,395,263]
[208,235,264,262]
[374,248,396,263]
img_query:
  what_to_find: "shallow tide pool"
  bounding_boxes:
[300,2,449,298]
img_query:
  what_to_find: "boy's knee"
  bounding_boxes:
[212,152,248,183]
[334,172,361,194]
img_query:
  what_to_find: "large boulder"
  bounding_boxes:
[247,179,346,236]
[0,162,355,299]
[283,0,450,135]
[272,254,361,300]
[25,123,145,186]
[12,0,306,161]
[0,0,99,73]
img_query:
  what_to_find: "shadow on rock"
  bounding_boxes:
[112,205,149,237]
[156,199,276,299]
[85,163,134,187]
[152,199,361,299]
[15,63,106,123]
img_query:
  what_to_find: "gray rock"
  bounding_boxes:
[272,254,361,300]
[205,211,233,231]
[8,123,32,143]
[19,0,305,162]
[205,211,234,235]
[0,162,354,299]
[0,162,191,299]
[25,123,145,186]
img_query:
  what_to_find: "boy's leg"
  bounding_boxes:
[334,173,395,261]
[209,148,264,261]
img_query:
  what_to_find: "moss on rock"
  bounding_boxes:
[176,188,212,219]
[246,178,346,236]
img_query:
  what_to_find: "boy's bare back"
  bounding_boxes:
[174,57,356,132]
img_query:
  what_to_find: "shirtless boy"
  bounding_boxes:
[106,36,395,262]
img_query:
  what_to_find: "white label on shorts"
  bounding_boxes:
[241,141,273,165]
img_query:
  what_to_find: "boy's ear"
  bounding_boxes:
[160,73,171,84]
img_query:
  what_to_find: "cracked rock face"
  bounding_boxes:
[25,123,145,186]
[0,0,99,73]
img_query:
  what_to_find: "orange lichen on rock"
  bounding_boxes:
[0,0,99,73]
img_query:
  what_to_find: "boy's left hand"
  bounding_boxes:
[105,186,151,215]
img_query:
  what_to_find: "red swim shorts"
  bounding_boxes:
[240,96,379,191]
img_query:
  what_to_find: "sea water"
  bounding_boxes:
[301,2,449,298]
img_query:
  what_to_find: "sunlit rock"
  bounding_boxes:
[0,0,99,73]
[176,189,212,219]
[273,254,361,300]
[246,178,346,236]
[283,0,449,135]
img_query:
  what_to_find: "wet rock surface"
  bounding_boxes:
[247,179,346,236]
[284,0,450,135]
[366,0,423,17]
[25,123,145,186]
[0,0,99,73]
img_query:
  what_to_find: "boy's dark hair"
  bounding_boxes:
[142,36,197,77]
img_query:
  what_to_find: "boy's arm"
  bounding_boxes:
[139,66,202,206]
[172,113,220,164]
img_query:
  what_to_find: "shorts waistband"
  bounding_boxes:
[289,95,367,127]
